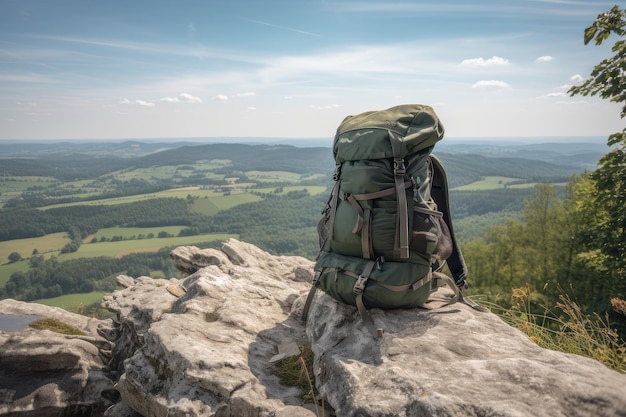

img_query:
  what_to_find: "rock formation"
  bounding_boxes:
[1,238,625,417]
[0,299,118,416]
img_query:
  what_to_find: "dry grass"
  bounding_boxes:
[496,285,626,373]
[272,344,325,416]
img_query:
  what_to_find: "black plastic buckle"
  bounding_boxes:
[353,275,368,295]
[394,159,406,176]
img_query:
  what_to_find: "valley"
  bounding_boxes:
[0,138,604,310]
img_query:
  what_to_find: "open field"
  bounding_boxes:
[0,261,28,287]
[0,232,237,285]
[82,226,189,242]
[39,188,264,210]
[452,176,536,191]
[33,291,110,311]
[0,232,70,264]
[253,185,327,195]
[61,233,237,260]
[245,170,303,183]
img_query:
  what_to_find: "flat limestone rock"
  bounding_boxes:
[306,291,626,417]
[0,299,118,416]
[103,239,316,417]
[3,239,625,417]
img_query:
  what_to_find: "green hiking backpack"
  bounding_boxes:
[302,104,482,338]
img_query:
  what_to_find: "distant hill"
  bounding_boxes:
[436,140,608,170]
[435,152,580,187]
[0,141,586,185]
[134,143,333,175]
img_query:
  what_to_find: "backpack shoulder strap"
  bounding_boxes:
[428,154,468,289]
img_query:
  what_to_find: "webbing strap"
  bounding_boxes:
[346,195,373,259]
[427,271,460,306]
[341,268,432,293]
[301,271,321,322]
[346,194,365,234]
[354,187,394,199]
[361,206,373,259]
[394,158,410,258]
[349,182,411,201]
[344,181,411,260]
[352,260,383,338]
[327,181,341,243]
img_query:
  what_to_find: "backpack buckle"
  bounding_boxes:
[353,275,368,295]
[394,159,406,176]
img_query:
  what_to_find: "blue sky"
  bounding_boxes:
[0,0,624,141]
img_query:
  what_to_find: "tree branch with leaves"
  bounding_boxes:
[568,5,626,299]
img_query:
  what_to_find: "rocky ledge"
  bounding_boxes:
[1,239,625,417]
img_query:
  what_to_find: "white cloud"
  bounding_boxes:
[538,92,567,99]
[536,56,553,62]
[471,80,510,89]
[570,74,584,83]
[135,100,155,107]
[559,84,572,90]
[214,94,229,102]
[160,93,202,103]
[247,106,257,111]
[460,56,510,67]
[120,98,155,107]
[236,92,256,97]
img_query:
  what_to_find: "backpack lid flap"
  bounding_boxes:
[334,104,444,162]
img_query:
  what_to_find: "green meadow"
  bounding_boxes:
[0,231,237,285]
[82,226,189,242]
[245,170,303,182]
[0,261,28,287]
[253,185,327,195]
[60,233,237,260]
[453,176,536,191]
[0,232,71,264]
[33,291,111,311]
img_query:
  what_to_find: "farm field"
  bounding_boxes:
[82,226,190,242]
[52,233,237,260]
[253,185,327,195]
[0,232,237,285]
[33,291,111,311]
[452,176,536,191]
[0,232,71,264]
[0,262,28,287]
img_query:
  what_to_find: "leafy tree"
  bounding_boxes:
[568,5,626,298]
[9,271,29,290]
[569,5,626,119]
[8,252,22,263]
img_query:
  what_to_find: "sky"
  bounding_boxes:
[0,0,624,141]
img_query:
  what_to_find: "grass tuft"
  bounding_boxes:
[272,344,325,415]
[28,318,87,336]
[493,285,626,373]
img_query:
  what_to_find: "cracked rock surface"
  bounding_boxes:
[3,239,626,417]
